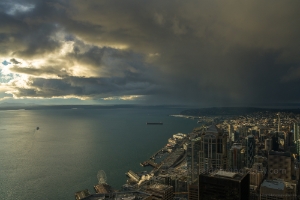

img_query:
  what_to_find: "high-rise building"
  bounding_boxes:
[191,137,201,182]
[296,140,300,160]
[250,163,265,187]
[293,123,299,142]
[186,142,193,183]
[278,113,281,132]
[232,131,239,142]
[272,132,279,151]
[199,125,227,173]
[258,127,268,142]
[199,170,249,200]
[246,135,255,168]
[249,163,265,200]
[254,155,268,168]
[265,138,272,152]
[294,123,300,159]
[268,151,291,181]
[228,124,234,142]
[239,126,249,137]
[228,143,245,170]
[284,131,293,150]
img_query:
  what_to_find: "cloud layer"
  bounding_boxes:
[1,0,300,106]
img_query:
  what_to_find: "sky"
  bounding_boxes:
[0,0,300,107]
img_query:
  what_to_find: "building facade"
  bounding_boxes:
[191,137,201,182]
[228,143,245,170]
[268,151,291,181]
[199,125,227,173]
[246,135,256,168]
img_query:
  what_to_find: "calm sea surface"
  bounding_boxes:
[0,107,198,200]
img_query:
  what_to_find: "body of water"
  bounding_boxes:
[0,106,198,200]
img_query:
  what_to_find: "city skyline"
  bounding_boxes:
[1,1,300,106]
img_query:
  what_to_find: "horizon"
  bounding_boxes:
[1,101,300,111]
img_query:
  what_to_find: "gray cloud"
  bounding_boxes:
[10,58,21,64]
[10,75,156,99]
[1,0,300,106]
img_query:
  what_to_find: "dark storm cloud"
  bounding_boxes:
[10,65,68,77]
[0,0,68,57]
[11,75,156,99]
[1,0,300,106]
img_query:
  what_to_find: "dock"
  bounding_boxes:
[75,189,90,200]
[125,170,140,182]
[94,183,113,194]
[140,160,161,168]
[150,148,166,159]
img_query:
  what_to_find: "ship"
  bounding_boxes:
[146,122,163,125]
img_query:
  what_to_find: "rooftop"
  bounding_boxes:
[201,170,248,181]
[148,183,172,191]
[215,171,237,178]
[269,150,291,157]
[206,125,219,134]
[261,179,285,190]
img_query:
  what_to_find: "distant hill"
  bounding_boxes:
[180,107,300,116]
[0,102,38,107]
[0,104,138,110]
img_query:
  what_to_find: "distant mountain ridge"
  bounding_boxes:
[0,102,38,107]
[0,103,140,110]
[180,107,300,116]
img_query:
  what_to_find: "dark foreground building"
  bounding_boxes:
[188,181,198,200]
[199,170,250,200]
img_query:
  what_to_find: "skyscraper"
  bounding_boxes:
[228,143,245,170]
[199,125,227,173]
[293,122,299,142]
[297,140,300,160]
[277,112,281,132]
[249,163,265,200]
[250,163,264,187]
[264,138,272,152]
[272,132,279,151]
[246,135,255,168]
[228,124,234,142]
[294,122,300,159]
[191,137,201,182]
[284,131,293,150]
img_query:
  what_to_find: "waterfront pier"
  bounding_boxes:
[140,160,161,168]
